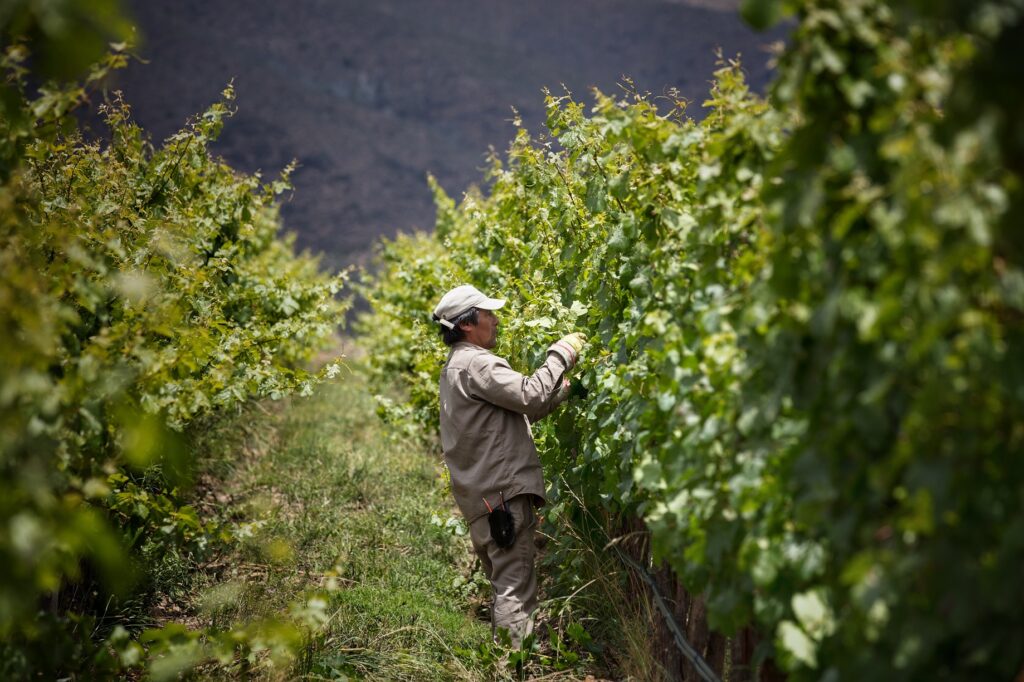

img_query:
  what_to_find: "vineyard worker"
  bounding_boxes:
[432,284,586,647]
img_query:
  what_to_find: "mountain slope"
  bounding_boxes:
[115,0,778,269]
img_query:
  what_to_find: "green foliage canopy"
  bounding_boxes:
[0,45,346,675]
[358,1,1024,678]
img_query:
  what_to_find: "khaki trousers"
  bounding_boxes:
[468,494,538,646]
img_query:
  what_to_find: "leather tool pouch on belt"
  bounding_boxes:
[484,493,516,549]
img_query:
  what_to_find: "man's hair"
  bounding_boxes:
[434,307,479,346]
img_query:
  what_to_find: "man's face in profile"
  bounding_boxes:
[461,308,499,349]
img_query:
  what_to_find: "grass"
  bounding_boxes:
[535,497,670,682]
[180,366,493,680]
[162,361,661,680]
[171,361,632,680]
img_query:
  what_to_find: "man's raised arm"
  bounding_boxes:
[468,333,587,421]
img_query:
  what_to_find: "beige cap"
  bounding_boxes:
[432,285,505,329]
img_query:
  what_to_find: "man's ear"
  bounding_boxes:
[458,319,474,332]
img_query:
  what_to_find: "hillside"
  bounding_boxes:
[113,0,780,270]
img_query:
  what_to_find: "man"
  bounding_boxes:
[432,284,586,646]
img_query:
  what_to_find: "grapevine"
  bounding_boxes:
[359,1,1024,677]
[0,44,346,675]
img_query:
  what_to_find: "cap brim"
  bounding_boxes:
[476,297,505,310]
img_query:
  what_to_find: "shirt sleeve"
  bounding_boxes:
[467,351,570,422]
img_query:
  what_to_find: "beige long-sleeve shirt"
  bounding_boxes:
[439,341,571,523]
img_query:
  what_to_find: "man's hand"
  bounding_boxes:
[549,332,588,368]
[556,377,589,403]
[556,377,571,402]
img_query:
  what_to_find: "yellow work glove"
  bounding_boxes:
[549,332,588,368]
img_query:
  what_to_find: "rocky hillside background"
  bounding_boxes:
[113,0,780,271]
